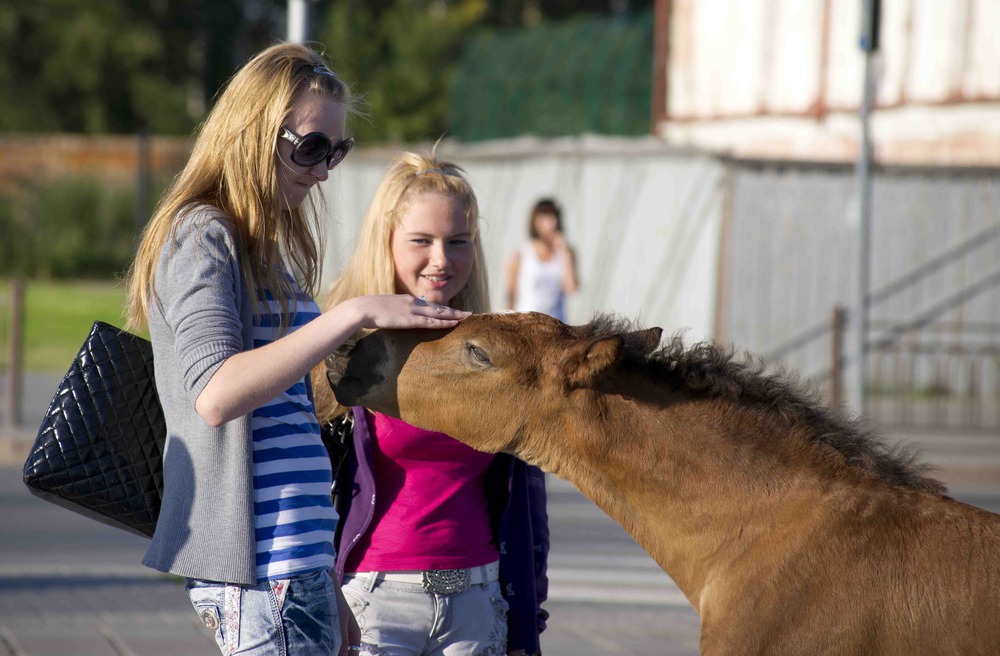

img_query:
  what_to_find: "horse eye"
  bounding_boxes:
[466,343,492,366]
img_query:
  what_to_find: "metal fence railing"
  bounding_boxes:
[736,159,1000,430]
[868,331,1000,431]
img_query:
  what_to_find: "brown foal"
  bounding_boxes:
[328,312,1000,656]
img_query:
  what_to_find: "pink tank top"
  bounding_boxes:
[345,411,499,572]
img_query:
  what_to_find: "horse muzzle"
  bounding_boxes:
[326,334,388,406]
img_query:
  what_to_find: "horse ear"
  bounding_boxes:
[627,327,663,356]
[561,335,624,389]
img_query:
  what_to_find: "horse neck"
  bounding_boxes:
[544,392,833,606]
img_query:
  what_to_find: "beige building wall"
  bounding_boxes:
[655,0,1000,166]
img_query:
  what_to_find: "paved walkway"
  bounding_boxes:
[2,376,998,655]
[0,463,701,656]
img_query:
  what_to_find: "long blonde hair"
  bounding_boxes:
[313,151,491,421]
[125,42,355,329]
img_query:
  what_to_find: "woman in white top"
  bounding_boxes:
[505,198,579,321]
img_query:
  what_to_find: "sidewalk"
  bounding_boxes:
[0,573,217,656]
[2,396,998,655]
[0,462,701,656]
[0,573,700,656]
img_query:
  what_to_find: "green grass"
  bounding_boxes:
[0,279,145,372]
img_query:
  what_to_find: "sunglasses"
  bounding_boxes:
[279,126,355,169]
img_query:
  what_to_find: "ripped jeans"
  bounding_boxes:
[341,574,509,656]
[186,568,341,656]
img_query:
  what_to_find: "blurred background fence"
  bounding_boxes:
[324,139,1000,432]
[0,134,189,279]
[3,136,996,432]
[720,159,1000,431]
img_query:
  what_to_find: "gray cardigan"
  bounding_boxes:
[142,205,261,585]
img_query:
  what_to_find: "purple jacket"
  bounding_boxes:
[333,406,549,654]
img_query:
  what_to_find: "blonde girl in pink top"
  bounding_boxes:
[313,152,549,656]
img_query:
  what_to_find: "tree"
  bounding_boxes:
[0,0,653,139]
[317,0,652,144]
[0,0,285,135]
[484,0,652,28]
[319,0,487,144]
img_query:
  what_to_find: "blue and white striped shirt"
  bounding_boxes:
[251,283,337,580]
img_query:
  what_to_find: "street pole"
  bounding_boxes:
[136,126,150,238]
[288,0,309,43]
[5,279,24,429]
[852,0,880,418]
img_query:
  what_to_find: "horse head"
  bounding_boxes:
[327,311,662,465]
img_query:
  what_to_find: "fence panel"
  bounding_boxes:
[719,160,1000,429]
[322,137,725,341]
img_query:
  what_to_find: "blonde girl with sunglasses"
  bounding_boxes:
[125,43,467,656]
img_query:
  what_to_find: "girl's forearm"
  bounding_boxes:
[195,303,363,426]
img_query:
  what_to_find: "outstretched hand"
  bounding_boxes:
[345,294,470,330]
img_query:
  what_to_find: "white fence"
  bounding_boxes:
[319,135,1000,429]
[321,136,726,342]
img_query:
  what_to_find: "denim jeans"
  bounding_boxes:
[186,568,341,656]
[341,575,509,656]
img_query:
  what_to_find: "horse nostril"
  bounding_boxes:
[325,350,351,384]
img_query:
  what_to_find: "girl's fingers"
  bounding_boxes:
[415,313,466,326]
[410,297,469,319]
[349,294,470,329]
[410,304,467,327]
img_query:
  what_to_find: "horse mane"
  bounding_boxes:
[579,314,946,494]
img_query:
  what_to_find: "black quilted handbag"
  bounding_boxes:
[23,321,355,539]
[22,321,166,538]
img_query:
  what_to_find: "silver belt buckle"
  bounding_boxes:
[422,568,471,595]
